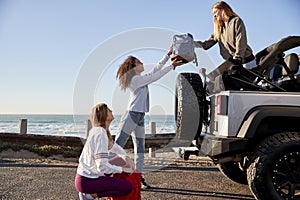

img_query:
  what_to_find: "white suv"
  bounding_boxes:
[176,36,300,199]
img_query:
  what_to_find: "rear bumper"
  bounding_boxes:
[200,134,248,157]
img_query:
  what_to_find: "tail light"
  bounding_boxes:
[216,95,228,115]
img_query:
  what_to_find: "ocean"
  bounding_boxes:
[0,114,176,137]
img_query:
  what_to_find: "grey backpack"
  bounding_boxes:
[171,33,198,66]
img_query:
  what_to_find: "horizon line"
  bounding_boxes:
[0,113,175,116]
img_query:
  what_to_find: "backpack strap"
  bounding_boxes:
[193,52,198,66]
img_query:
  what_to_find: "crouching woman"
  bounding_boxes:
[75,103,134,200]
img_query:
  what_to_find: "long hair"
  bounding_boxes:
[116,56,137,90]
[212,1,238,40]
[90,103,113,145]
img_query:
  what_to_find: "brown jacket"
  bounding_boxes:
[196,17,253,64]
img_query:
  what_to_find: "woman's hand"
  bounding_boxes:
[195,41,204,48]
[122,165,133,174]
[171,59,184,69]
[122,156,134,174]
[125,156,135,171]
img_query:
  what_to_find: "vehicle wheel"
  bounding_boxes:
[175,73,205,141]
[218,161,248,185]
[247,132,300,199]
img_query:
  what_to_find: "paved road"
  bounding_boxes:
[0,152,254,200]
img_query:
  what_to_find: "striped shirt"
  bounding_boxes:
[77,127,128,178]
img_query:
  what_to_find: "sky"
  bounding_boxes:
[0,0,299,115]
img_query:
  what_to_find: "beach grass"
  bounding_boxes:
[0,142,82,158]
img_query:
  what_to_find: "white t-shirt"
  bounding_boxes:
[77,126,128,178]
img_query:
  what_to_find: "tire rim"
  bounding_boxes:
[272,151,300,199]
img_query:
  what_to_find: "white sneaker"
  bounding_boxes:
[78,192,94,200]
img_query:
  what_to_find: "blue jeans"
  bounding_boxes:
[115,111,145,172]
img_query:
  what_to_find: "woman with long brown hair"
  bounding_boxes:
[115,48,183,189]
[196,1,255,70]
[75,103,134,200]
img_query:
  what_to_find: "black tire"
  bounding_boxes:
[175,73,205,141]
[218,161,248,185]
[247,132,300,199]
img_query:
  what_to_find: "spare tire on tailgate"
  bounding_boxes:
[175,73,205,141]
